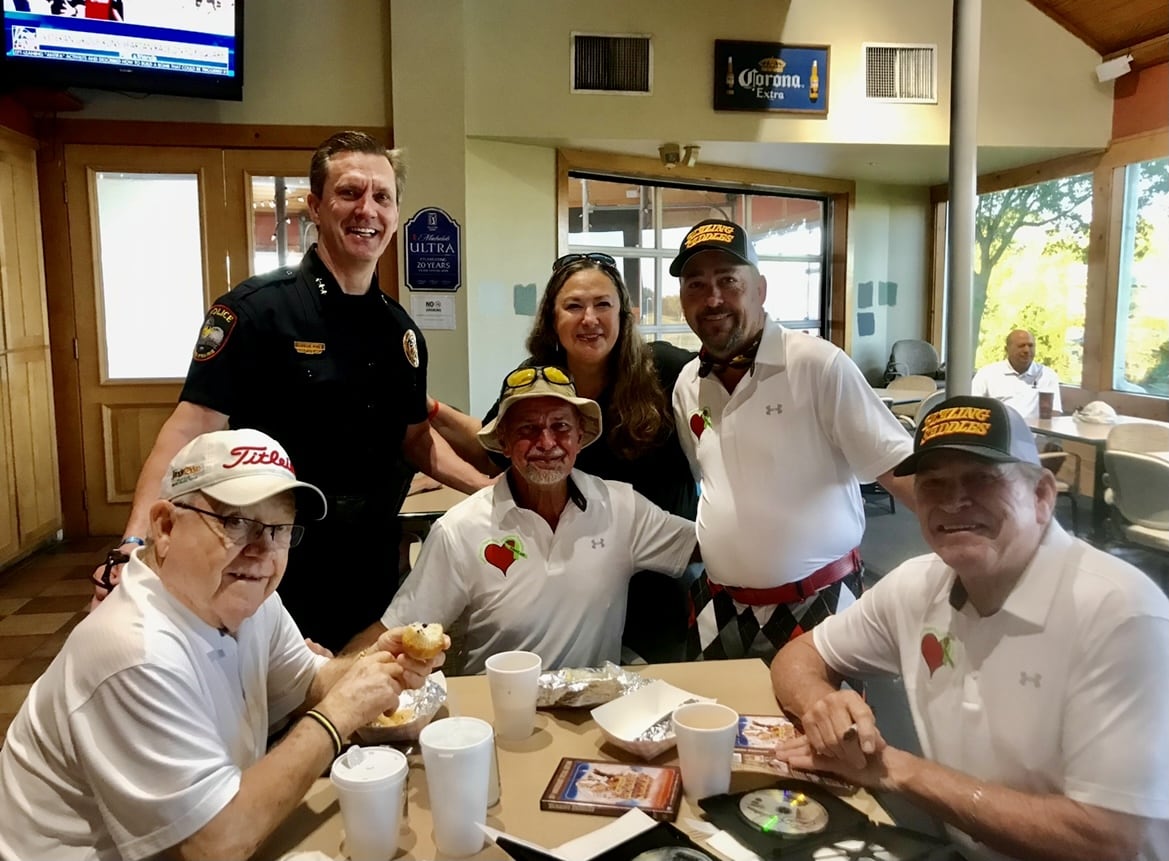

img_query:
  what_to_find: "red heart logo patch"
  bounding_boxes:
[690,409,711,439]
[920,632,954,677]
[484,543,515,574]
[482,536,527,575]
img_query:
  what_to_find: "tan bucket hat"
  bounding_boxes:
[477,365,603,453]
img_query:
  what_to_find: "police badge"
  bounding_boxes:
[403,329,420,368]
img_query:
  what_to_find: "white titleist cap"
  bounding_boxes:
[160,428,327,520]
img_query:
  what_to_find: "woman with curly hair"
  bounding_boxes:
[429,253,697,660]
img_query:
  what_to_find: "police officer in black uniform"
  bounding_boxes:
[93,131,491,652]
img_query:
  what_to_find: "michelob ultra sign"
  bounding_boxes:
[714,40,829,115]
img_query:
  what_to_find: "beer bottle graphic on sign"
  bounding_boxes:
[809,60,820,102]
[725,56,735,94]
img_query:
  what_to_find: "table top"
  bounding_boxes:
[870,387,926,406]
[259,660,886,860]
[1027,414,1169,445]
[398,485,469,519]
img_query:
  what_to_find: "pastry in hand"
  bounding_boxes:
[401,622,445,660]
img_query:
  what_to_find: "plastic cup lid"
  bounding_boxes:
[330,745,407,789]
[419,716,493,751]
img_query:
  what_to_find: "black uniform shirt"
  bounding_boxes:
[180,246,429,499]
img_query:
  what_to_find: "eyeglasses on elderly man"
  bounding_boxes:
[171,500,306,548]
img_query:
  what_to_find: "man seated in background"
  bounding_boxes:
[0,429,445,860]
[347,365,699,674]
[972,328,1062,419]
[770,397,1168,861]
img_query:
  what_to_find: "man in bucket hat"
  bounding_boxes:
[671,218,915,662]
[0,429,446,860]
[771,397,1169,860]
[348,365,699,675]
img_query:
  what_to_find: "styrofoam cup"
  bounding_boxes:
[329,745,407,860]
[485,650,542,741]
[419,716,494,856]
[672,702,739,802]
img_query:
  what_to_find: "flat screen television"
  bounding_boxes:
[1,0,243,101]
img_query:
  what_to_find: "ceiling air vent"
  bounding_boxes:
[864,43,937,103]
[571,33,652,94]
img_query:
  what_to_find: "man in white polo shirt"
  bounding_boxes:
[771,396,1168,861]
[972,328,1062,419]
[348,365,698,674]
[671,219,915,661]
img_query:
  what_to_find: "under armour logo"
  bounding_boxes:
[1019,671,1042,688]
[765,403,783,415]
[591,538,605,549]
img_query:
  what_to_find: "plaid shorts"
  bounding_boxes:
[685,567,864,663]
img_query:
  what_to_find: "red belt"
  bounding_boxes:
[710,548,861,606]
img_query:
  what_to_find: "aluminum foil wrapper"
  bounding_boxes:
[635,697,702,743]
[536,662,650,708]
[353,675,446,743]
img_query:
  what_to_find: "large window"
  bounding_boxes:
[567,175,828,348]
[1113,156,1169,397]
[973,173,1093,386]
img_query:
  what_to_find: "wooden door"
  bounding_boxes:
[65,145,228,536]
[0,359,19,563]
[223,149,313,286]
[0,130,59,556]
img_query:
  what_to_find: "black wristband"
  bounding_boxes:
[304,709,343,758]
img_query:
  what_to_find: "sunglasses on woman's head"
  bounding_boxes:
[501,365,574,396]
[552,252,618,273]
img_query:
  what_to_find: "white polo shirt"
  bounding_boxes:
[0,550,325,861]
[814,523,1169,860]
[672,318,913,589]
[383,470,696,675]
[971,359,1062,419]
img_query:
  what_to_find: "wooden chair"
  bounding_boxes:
[1039,450,1081,535]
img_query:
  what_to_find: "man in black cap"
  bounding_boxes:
[671,218,915,661]
[770,396,1169,860]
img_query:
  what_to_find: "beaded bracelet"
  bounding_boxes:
[304,709,343,758]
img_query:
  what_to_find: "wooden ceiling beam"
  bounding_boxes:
[1104,34,1169,72]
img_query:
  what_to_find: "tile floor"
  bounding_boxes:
[0,536,112,740]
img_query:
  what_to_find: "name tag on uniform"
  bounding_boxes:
[294,341,326,356]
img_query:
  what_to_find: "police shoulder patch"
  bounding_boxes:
[402,329,420,368]
[193,304,237,362]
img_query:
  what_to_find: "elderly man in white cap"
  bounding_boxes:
[0,429,446,860]
[349,365,699,674]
